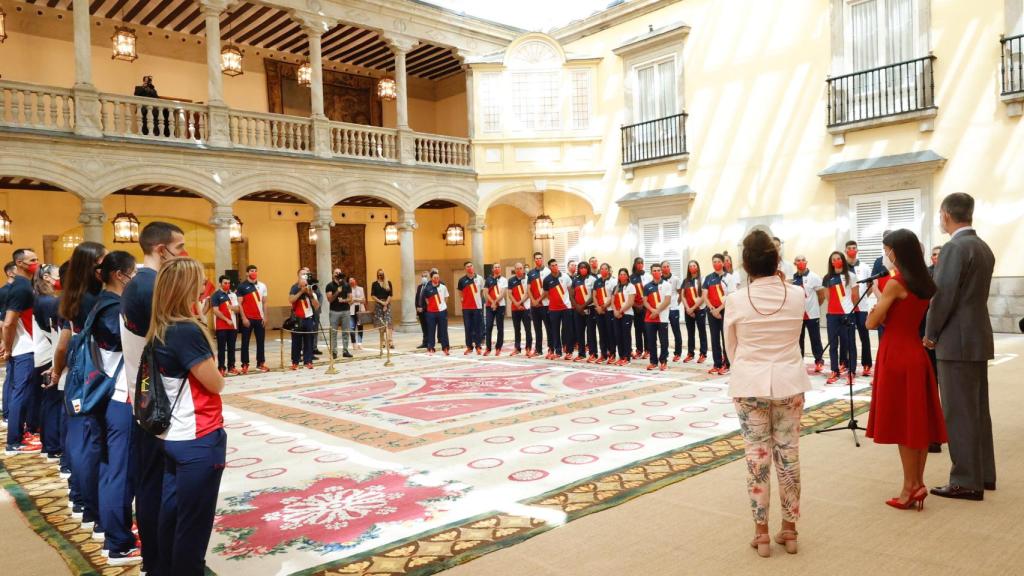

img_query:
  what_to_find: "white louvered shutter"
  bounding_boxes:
[849,190,921,263]
[639,217,683,273]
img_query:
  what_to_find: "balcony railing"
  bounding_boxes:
[1001,33,1024,96]
[620,112,688,165]
[0,80,472,170]
[100,93,208,143]
[0,81,75,132]
[826,56,936,127]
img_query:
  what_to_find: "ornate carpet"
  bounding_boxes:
[0,353,870,576]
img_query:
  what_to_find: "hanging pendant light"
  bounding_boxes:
[383,221,399,245]
[61,233,82,250]
[112,190,140,243]
[297,62,312,87]
[229,216,243,242]
[533,214,555,240]
[443,208,464,246]
[220,10,243,76]
[112,5,137,62]
[377,77,397,101]
[0,210,12,244]
[0,6,8,45]
[307,223,318,244]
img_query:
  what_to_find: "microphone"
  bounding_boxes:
[857,271,889,284]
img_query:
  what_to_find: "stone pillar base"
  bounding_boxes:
[397,129,416,165]
[207,104,232,148]
[312,116,333,159]
[396,320,422,334]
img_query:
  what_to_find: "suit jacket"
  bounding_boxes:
[925,229,995,362]
[415,283,425,314]
[724,277,812,399]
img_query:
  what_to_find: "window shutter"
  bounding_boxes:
[639,217,683,274]
[886,194,919,231]
[551,227,582,266]
[849,190,921,264]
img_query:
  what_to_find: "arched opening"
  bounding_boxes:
[0,176,83,265]
[485,189,596,269]
[411,199,474,317]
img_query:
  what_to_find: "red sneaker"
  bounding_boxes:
[697,354,707,363]
[708,367,720,375]
[641,352,650,360]
[510,349,521,357]
[290,364,299,371]
[660,363,667,371]
[564,354,574,361]
[573,355,586,363]
[826,372,841,385]
[861,366,872,377]
[672,355,681,362]
[839,363,847,375]
[631,351,641,359]
[304,363,314,370]
[219,368,226,377]
[483,349,491,357]
[646,364,656,371]
[443,348,450,356]
[258,364,271,373]
[227,368,241,376]
[683,354,694,363]
[495,349,502,357]
[476,347,483,355]
[586,355,598,364]
[240,364,249,375]
[718,367,730,375]
[464,348,473,355]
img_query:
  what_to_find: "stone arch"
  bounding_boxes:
[479,182,598,216]
[330,180,415,214]
[503,33,567,68]
[93,164,223,204]
[0,155,93,198]
[408,183,478,216]
[225,172,326,207]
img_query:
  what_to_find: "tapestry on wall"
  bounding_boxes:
[264,59,383,126]
[296,223,367,287]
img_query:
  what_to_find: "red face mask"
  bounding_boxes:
[713,262,723,272]
[178,249,190,258]
[634,263,644,272]
[796,261,807,271]
[26,262,40,276]
[688,265,698,274]
[221,282,231,291]
[652,270,662,281]
[53,280,62,291]
[493,270,501,277]
[832,257,844,270]
[601,269,610,279]
[466,267,475,276]
[846,248,858,259]
[248,272,258,281]
[618,273,628,283]
[580,268,588,276]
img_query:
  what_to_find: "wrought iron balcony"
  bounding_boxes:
[826,56,936,127]
[1001,33,1024,96]
[620,112,688,166]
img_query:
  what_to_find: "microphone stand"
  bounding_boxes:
[815,278,874,446]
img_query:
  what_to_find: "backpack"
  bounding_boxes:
[134,340,187,436]
[63,299,123,417]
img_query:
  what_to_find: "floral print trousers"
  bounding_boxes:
[734,394,804,525]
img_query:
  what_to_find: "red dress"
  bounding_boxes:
[866,274,948,449]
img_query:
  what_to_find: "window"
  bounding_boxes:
[551,227,582,267]
[635,58,676,122]
[638,216,683,275]
[511,71,561,131]
[571,69,592,130]
[480,73,502,132]
[848,0,917,70]
[849,189,921,262]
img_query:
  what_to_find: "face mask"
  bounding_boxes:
[601,270,609,279]
[26,262,40,276]
[796,261,807,272]
[652,271,662,281]
[882,250,894,270]
[421,277,428,284]
[432,279,439,286]
[53,280,62,291]
[579,268,588,277]
[831,257,844,270]
[221,282,231,291]
[618,274,628,284]
[713,262,723,272]
[635,263,643,272]
[846,248,857,259]
[248,272,258,281]
[931,254,939,265]
[688,265,698,274]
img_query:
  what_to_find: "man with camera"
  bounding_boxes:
[325,268,353,359]
[288,267,320,369]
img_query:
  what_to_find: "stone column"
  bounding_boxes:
[200,0,231,147]
[210,204,234,275]
[385,34,418,164]
[72,0,102,137]
[298,14,336,158]
[312,207,334,327]
[462,58,476,137]
[79,199,106,244]
[469,215,485,268]
[396,212,419,332]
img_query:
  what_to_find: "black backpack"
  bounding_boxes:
[134,341,187,436]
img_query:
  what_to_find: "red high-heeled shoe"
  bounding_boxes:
[886,486,927,511]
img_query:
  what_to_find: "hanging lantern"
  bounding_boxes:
[229,216,243,243]
[112,25,138,62]
[61,233,82,251]
[533,214,555,240]
[383,221,399,245]
[221,44,244,77]
[0,6,8,45]
[377,77,397,101]
[112,212,140,243]
[307,224,318,244]
[444,223,465,246]
[112,191,139,243]
[297,62,312,87]
[0,210,12,244]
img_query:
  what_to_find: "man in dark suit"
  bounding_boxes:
[415,271,429,348]
[924,193,996,501]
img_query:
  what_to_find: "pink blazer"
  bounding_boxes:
[724,276,812,399]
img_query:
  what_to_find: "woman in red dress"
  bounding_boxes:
[866,229,948,510]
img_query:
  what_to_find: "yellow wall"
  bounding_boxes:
[473,0,1023,278]
[483,204,534,264]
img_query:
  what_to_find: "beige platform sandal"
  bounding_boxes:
[774,529,798,554]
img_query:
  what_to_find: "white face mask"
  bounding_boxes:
[881,249,893,271]
[421,277,428,284]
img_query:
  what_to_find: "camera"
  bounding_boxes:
[304,273,320,291]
